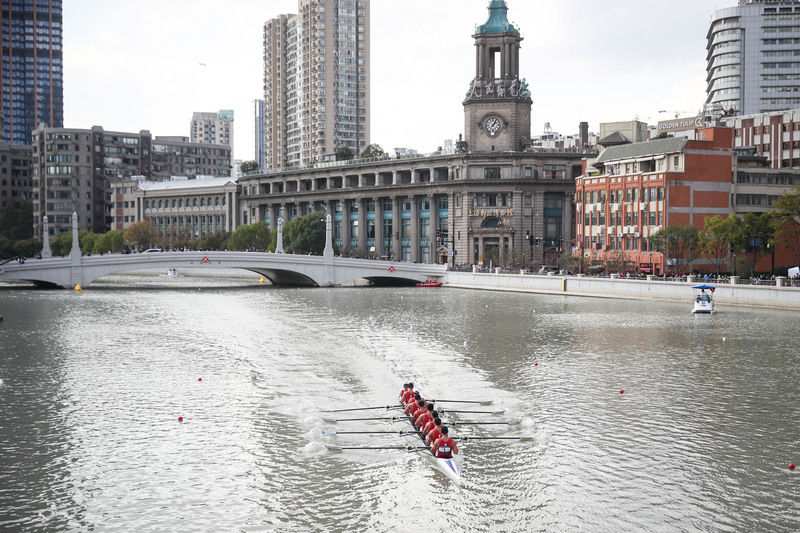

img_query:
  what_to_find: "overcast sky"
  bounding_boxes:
[63,0,729,162]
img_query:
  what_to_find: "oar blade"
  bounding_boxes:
[327,404,402,413]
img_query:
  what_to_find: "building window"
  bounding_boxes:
[524,194,532,207]
[484,167,501,179]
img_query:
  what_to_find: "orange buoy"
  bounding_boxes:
[178,416,184,422]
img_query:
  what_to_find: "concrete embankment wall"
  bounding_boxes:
[445,272,800,311]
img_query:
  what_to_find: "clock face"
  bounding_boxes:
[485,117,501,136]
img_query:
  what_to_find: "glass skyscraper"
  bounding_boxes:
[1,0,64,145]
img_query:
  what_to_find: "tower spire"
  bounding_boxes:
[476,0,518,35]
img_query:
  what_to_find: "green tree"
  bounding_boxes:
[229,222,272,251]
[0,201,33,242]
[699,215,736,276]
[772,185,800,268]
[733,211,776,277]
[282,211,326,255]
[649,224,700,275]
[336,145,354,161]
[92,230,126,254]
[13,237,42,258]
[196,231,230,251]
[360,143,384,158]
[124,220,158,251]
[50,231,73,256]
[79,230,98,255]
[240,160,259,173]
[604,250,627,275]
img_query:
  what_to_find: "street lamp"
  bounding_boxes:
[649,252,652,275]
[733,251,736,277]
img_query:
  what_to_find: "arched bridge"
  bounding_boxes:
[0,214,446,289]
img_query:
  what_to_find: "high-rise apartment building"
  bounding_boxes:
[189,110,234,147]
[32,125,231,236]
[0,0,63,145]
[253,99,265,169]
[706,0,800,117]
[263,0,370,169]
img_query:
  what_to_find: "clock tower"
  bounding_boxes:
[463,0,532,152]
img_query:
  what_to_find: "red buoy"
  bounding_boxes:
[619,389,624,394]
[534,363,538,366]
[198,378,202,381]
[790,463,796,471]
[178,416,184,422]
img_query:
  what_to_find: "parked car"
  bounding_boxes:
[142,248,163,253]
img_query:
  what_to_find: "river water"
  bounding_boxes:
[1,274,799,532]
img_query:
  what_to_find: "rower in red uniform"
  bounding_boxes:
[414,403,435,428]
[398,383,412,403]
[425,417,443,446]
[431,426,458,458]
[401,383,415,404]
[421,411,439,437]
[407,399,426,421]
[403,392,423,415]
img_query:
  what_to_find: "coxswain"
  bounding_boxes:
[425,417,443,446]
[431,426,458,458]
[414,402,435,428]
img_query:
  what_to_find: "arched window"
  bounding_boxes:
[207,197,212,207]
[145,200,150,209]
[179,199,183,208]
[215,197,220,206]
[158,200,163,208]
[193,198,198,207]
[201,198,206,207]
[481,217,501,228]
[172,199,176,208]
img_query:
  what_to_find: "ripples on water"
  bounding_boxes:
[1,275,799,532]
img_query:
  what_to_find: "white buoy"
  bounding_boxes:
[463,340,467,347]
[723,336,726,342]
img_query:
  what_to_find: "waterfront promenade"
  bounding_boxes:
[445,270,800,311]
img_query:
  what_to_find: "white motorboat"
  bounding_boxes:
[692,284,717,314]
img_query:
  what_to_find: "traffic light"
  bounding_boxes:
[436,227,441,245]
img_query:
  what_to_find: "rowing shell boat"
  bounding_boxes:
[403,401,461,484]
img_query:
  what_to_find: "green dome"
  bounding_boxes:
[476,0,518,35]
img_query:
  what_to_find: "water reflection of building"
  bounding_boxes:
[239,0,588,267]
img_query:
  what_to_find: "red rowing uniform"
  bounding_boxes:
[426,426,442,446]
[402,390,414,403]
[416,411,432,429]
[434,436,455,459]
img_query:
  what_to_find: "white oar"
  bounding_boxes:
[323,415,410,423]
[455,436,533,442]
[325,404,402,413]
[429,399,494,406]
[321,429,420,436]
[438,408,506,415]
[325,444,428,452]
[446,420,521,426]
